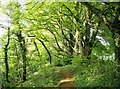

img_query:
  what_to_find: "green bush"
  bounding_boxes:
[19,66,62,87]
[74,58,118,87]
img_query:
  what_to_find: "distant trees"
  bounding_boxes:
[0,1,119,86]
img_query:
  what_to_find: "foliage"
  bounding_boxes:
[19,66,62,87]
[0,1,120,88]
[74,58,118,87]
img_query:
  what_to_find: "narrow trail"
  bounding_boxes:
[59,70,74,89]
[53,67,74,88]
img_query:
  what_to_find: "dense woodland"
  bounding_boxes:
[0,1,120,88]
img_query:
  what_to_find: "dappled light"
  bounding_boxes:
[0,1,120,88]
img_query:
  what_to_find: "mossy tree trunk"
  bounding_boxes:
[17,30,27,81]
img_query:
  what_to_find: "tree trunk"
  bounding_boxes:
[113,24,120,87]
[4,27,10,83]
[4,47,9,83]
[22,38,27,81]
[113,31,120,87]
[115,45,120,71]
[112,8,120,85]
[82,45,92,59]
[17,30,27,81]
[69,30,74,55]
[81,2,120,86]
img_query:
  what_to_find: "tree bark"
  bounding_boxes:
[34,41,41,60]
[4,27,10,83]
[17,30,27,81]
[37,38,52,64]
[22,38,27,81]
[69,29,75,55]
[4,47,9,83]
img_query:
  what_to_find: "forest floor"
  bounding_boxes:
[10,63,118,87]
[54,67,75,88]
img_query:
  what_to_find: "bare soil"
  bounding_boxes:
[59,70,74,89]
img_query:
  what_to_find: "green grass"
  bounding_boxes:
[16,58,119,87]
[19,66,62,87]
[73,59,118,87]
[60,65,77,72]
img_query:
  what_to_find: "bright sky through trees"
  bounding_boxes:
[1,1,120,87]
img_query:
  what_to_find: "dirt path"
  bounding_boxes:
[59,70,74,89]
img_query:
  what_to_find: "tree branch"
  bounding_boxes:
[36,38,52,64]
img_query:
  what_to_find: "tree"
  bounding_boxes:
[81,2,120,86]
[4,26,10,83]
[1,1,119,87]
[16,30,27,81]
[5,1,27,81]
[22,2,104,62]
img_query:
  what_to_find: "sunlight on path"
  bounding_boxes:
[60,78,74,83]
[59,70,74,89]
